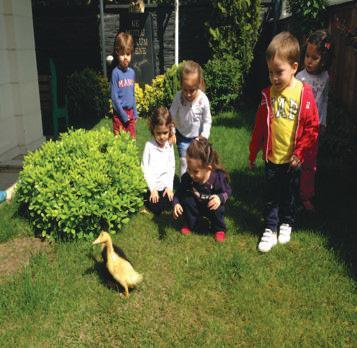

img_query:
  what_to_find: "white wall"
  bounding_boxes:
[0,0,44,163]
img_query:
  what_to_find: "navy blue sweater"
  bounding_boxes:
[111,66,138,123]
[173,170,231,206]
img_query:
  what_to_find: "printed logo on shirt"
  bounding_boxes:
[192,186,213,202]
[271,96,299,121]
[118,79,134,88]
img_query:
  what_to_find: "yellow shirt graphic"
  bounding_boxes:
[268,80,302,164]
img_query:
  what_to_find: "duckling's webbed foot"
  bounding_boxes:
[124,285,129,298]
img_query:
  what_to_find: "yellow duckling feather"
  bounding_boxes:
[93,231,143,297]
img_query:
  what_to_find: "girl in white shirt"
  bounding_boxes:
[169,61,212,177]
[141,107,175,215]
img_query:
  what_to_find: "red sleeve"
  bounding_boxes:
[293,89,319,162]
[249,96,267,162]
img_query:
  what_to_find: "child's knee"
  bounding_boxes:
[182,195,196,208]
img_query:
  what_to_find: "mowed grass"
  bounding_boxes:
[0,113,356,347]
[0,200,33,243]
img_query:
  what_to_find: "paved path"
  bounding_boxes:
[0,168,19,191]
[0,154,23,191]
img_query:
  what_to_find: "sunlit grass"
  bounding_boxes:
[0,113,355,346]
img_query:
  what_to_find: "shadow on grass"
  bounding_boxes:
[225,167,265,237]
[151,204,227,238]
[300,166,357,278]
[153,212,177,240]
[225,163,356,278]
[212,109,256,129]
[85,253,138,296]
[69,113,104,132]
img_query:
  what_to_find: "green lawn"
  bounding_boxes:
[0,112,356,347]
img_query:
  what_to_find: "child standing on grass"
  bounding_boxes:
[296,30,332,212]
[141,107,175,215]
[169,61,212,177]
[173,138,231,242]
[111,32,138,138]
[249,32,319,253]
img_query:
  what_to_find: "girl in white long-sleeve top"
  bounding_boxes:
[169,60,212,177]
[141,107,175,215]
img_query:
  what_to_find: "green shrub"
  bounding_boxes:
[144,75,165,117]
[135,63,183,117]
[67,68,110,127]
[206,1,261,110]
[135,75,165,118]
[204,55,243,113]
[287,0,328,40]
[16,129,146,241]
[162,62,184,107]
[208,0,261,75]
[134,83,145,116]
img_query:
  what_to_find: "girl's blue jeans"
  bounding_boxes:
[176,130,195,158]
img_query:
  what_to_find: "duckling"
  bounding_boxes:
[93,231,143,297]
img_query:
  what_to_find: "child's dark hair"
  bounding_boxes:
[180,60,206,91]
[305,30,333,70]
[186,137,229,179]
[149,106,173,135]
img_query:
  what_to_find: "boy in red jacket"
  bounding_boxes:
[249,32,319,252]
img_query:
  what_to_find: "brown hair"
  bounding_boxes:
[114,32,134,56]
[266,31,300,66]
[186,137,229,179]
[180,60,205,91]
[148,106,173,135]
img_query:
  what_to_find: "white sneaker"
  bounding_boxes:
[258,229,277,252]
[278,223,292,244]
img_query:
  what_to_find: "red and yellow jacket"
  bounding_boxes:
[249,83,319,164]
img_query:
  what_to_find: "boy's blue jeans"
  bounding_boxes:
[264,161,300,232]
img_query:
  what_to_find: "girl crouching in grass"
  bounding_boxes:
[173,137,231,242]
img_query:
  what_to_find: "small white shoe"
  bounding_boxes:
[278,223,292,244]
[258,229,278,253]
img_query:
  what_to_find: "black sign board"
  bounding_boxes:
[119,12,156,85]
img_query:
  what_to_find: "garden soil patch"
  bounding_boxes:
[0,236,50,280]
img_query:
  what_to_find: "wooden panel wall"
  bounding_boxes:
[33,9,101,135]
[328,2,357,115]
[104,5,176,77]
[33,9,101,75]
[104,3,213,78]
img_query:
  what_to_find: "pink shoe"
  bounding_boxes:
[214,231,225,242]
[181,227,191,235]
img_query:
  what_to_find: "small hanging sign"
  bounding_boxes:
[129,0,145,13]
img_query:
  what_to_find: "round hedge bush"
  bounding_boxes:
[16,129,146,241]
